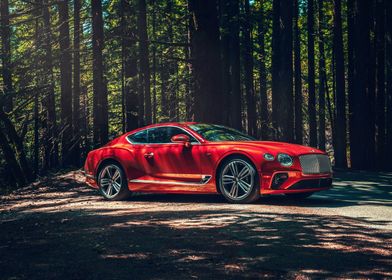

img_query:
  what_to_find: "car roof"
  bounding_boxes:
[140,122,199,129]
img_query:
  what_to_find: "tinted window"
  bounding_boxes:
[128,130,148,143]
[148,127,170,143]
[128,127,198,144]
[188,124,254,142]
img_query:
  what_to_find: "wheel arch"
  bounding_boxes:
[95,158,126,181]
[214,152,259,193]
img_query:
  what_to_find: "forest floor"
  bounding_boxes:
[0,170,391,279]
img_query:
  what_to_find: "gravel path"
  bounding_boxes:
[0,171,391,279]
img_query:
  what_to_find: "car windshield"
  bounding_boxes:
[188,124,255,142]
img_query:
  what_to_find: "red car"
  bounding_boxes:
[83,122,332,203]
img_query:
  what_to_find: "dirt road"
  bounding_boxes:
[1,171,391,279]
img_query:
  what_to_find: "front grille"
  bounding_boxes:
[299,154,332,174]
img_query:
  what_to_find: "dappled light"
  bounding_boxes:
[1,171,391,278]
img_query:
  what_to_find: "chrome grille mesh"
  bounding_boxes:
[299,154,332,174]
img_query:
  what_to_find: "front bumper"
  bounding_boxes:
[260,171,332,195]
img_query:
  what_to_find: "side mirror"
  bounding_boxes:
[171,134,191,147]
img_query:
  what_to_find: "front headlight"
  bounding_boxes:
[263,153,275,161]
[277,153,293,167]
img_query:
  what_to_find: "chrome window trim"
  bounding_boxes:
[129,175,212,186]
[126,125,201,145]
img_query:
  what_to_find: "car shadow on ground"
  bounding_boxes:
[0,171,391,279]
[127,169,392,208]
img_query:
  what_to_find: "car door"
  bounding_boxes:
[146,126,205,184]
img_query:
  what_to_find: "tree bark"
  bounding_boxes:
[243,0,256,137]
[92,0,108,147]
[307,0,317,147]
[271,0,293,142]
[347,0,354,168]
[228,0,242,130]
[293,0,303,144]
[258,1,269,139]
[189,0,224,124]
[0,0,13,112]
[219,0,230,125]
[73,0,81,165]
[0,126,26,186]
[122,0,139,131]
[318,0,326,151]
[137,0,152,125]
[349,0,376,169]
[42,0,58,169]
[375,0,386,168]
[386,0,392,169]
[58,0,73,166]
[333,0,348,168]
[185,25,194,121]
[151,0,157,123]
[0,109,33,181]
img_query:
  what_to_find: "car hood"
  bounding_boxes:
[213,140,325,156]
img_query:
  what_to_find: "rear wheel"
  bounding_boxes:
[98,163,131,200]
[285,192,314,200]
[218,158,260,203]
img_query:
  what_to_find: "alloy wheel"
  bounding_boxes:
[99,164,122,199]
[220,159,255,201]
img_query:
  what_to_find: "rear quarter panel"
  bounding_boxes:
[84,143,144,183]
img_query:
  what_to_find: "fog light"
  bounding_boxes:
[271,173,289,189]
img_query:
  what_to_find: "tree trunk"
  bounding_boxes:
[375,0,386,168]
[349,0,375,169]
[243,0,256,137]
[386,0,392,169]
[185,27,194,121]
[92,0,108,146]
[189,0,224,124]
[73,0,81,166]
[219,0,230,125]
[318,0,326,151]
[0,0,13,112]
[0,126,26,186]
[137,0,152,125]
[34,13,40,176]
[347,0,354,168]
[271,0,293,142]
[293,0,303,144]
[42,0,58,169]
[122,0,139,131]
[151,0,157,123]
[307,0,317,147]
[58,0,73,166]
[0,110,33,181]
[258,1,269,139]
[333,0,348,168]
[228,0,242,130]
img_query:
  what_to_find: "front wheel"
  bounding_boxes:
[218,158,260,203]
[98,163,131,200]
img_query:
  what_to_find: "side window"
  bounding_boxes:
[168,127,198,143]
[148,127,170,143]
[128,127,198,144]
[128,130,148,143]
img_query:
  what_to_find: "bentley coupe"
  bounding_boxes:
[83,123,332,203]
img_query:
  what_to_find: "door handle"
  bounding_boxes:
[144,152,154,159]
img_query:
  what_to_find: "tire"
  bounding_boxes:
[284,192,314,200]
[97,162,131,200]
[218,157,260,203]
